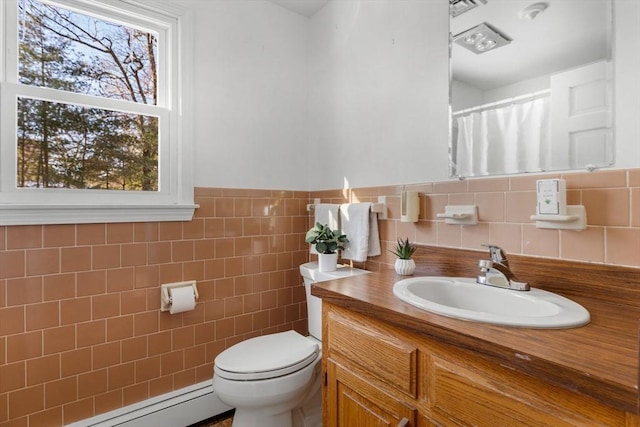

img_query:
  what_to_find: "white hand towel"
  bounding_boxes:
[367,210,381,258]
[310,204,340,255]
[339,203,381,262]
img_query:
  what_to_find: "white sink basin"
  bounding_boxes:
[393,277,590,328]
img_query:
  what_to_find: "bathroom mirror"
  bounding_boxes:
[449,0,613,178]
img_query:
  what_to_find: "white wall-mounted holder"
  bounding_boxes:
[305,198,322,212]
[530,205,587,231]
[437,205,478,225]
[400,191,420,223]
[376,196,388,219]
[161,280,199,312]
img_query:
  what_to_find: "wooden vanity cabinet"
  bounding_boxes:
[324,304,420,427]
[323,303,639,427]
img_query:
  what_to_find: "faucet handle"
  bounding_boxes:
[481,244,509,266]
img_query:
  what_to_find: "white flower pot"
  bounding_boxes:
[394,258,415,276]
[318,253,338,272]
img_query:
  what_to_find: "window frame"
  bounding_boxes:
[0,0,195,225]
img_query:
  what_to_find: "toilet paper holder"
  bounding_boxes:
[160,280,199,312]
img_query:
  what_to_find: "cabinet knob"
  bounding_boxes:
[397,418,409,427]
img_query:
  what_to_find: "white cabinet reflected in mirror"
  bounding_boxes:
[449,0,614,178]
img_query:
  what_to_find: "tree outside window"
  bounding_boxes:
[17,0,159,191]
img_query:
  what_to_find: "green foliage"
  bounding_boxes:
[389,237,416,260]
[305,223,348,254]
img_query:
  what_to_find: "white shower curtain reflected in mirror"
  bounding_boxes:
[454,96,551,177]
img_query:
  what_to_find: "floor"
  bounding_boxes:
[188,410,234,427]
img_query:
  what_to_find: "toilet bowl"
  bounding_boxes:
[213,331,322,427]
[212,262,369,427]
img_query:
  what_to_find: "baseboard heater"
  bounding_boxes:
[66,381,232,427]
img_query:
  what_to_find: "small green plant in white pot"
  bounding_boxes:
[305,223,348,272]
[390,237,416,275]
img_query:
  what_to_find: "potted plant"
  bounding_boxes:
[305,222,348,272]
[390,237,416,275]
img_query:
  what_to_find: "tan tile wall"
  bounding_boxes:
[313,169,640,271]
[1,169,638,426]
[0,188,309,427]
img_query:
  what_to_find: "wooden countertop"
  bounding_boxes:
[312,268,640,414]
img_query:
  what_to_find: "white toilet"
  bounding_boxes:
[212,262,369,427]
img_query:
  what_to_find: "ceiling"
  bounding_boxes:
[267,0,329,17]
[266,0,611,92]
[451,0,611,91]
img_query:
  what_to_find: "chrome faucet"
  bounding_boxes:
[476,244,529,291]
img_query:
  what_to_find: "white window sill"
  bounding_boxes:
[0,204,198,225]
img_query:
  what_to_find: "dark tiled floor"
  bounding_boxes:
[188,410,234,427]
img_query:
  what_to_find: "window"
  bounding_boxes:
[0,0,195,225]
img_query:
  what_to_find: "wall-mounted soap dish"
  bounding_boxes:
[530,205,587,230]
[437,205,478,225]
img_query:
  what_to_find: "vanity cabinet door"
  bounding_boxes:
[325,306,418,398]
[427,352,626,427]
[326,358,417,427]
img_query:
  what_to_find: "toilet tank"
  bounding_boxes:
[299,262,369,341]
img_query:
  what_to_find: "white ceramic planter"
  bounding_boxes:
[318,253,338,272]
[394,258,416,276]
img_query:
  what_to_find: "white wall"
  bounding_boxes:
[481,75,550,105]
[451,79,483,111]
[181,0,638,192]
[307,0,450,190]
[182,0,310,190]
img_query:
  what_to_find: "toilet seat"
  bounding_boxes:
[214,330,319,381]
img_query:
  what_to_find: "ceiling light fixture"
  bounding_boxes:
[453,22,511,54]
[449,0,488,18]
[519,2,549,20]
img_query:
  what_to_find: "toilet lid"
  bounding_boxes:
[214,331,319,381]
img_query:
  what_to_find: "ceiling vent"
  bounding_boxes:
[453,22,511,54]
[450,0,488,18]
